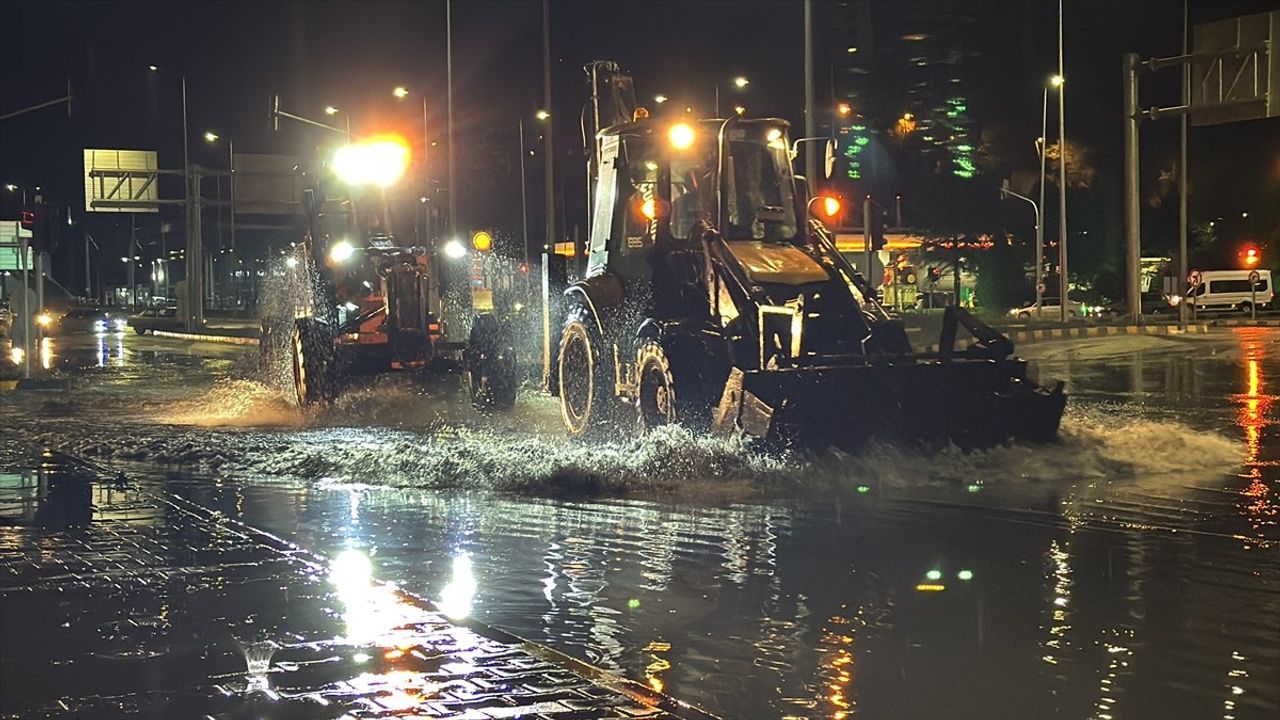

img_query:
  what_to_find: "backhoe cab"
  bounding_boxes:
[552,64,1064,450]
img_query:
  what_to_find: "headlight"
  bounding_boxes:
[329,240,356,264]
[113,318,128,330]
[93,320,106,332]
[443,239,467,259]
[35,312,54,327]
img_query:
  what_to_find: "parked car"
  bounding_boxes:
[1007,299,1085,320]
[1186,269,1272,313]
[127,306,182,335]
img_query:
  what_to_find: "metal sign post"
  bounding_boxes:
[1249,269,1260,321]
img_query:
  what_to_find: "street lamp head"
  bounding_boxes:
[148,64,159,72]
[393,86,409,99]
[4,184,15,192]
[204,131,219,143]
[654,94,668,104]
[325,105,339,115]
[535,110,550,120]
[1050,74,1065,87]
[733,76,750,88]
[734,105,746,116]
[836,102,853,117]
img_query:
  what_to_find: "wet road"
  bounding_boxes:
[2,329,1277,719]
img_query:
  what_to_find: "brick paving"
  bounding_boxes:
[0,462,711,720]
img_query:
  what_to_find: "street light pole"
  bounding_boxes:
[1056,0,1068,323]
[447,0,457,237]
[519,119,529,267]
[1037,87,1048,313]
[542,0,556,259]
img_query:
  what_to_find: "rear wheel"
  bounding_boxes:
[134,326,147,335]
[291,318,337,405]
[466,313,518,411]
[635,340,677,431]
[1018,311,1031,320]
[558,307,612,436]
[1239,302,1254,315]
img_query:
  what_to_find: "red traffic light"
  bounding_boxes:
[20,210,34,228]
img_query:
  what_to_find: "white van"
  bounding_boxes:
[1187,269,1273,313]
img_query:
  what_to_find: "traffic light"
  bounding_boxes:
[20,210,34,229]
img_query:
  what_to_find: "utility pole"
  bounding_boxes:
[128,213,137,309]
[447,0,457,237]
[1177,0,1189,331]
[1056,0,1068,323]
[519,119,530,267]
[542,0,557,261]
[803,0,817,194]
[1123,53,1142,326]
[1037,88,1047,313]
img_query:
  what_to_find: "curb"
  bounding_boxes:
[1006,323,1211,344]
[151,330,260,346]
[1208,318,1280,327]
[920,323,1211,353]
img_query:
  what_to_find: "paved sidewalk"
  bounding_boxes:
[0,456,710,719]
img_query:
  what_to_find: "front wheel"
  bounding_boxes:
[466,313,518,411]
[558,307,612,436]
[292,318,337,405]
[635,340,677,431]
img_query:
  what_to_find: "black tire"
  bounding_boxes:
[635,340,677,431]
[1018,311,1031,320]
[1239,302,1253,315]
[557,306,613,436]
[466,313,518,411]
[291,318,337,405]
[134,326,147,335]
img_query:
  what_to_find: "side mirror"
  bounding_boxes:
[824,139,837,179]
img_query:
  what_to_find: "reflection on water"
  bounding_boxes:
[1234,330,1277,549]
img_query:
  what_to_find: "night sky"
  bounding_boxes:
[2,0,1277,288]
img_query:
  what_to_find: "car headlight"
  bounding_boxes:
[93,320,106,332]
[113,318,128,330]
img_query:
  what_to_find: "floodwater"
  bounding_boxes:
[1,329,1276,719]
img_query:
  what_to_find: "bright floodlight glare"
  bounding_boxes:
[443,239,467,259]
[957,569,974,581]
[733,76,750,88]
[393,86,409,98]
[332,135,411,187]
[284,256,299,269]
[535,110,550,120]
[1050,74,1064,87]
[734,105,746,116]
[438,553,477,620]
[4,184,16,191]
[328,240,355,263]
[203,131,219,143]
[836,102,853,117]
[668,123,696,150]
[328,549,373,593]
[36,312,54,327]
[148,64,159,72]
[925,569,943,581]
[325,105,339,115]
[654,94,668,104]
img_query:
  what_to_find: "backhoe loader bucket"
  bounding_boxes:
[712,307,1066,451]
